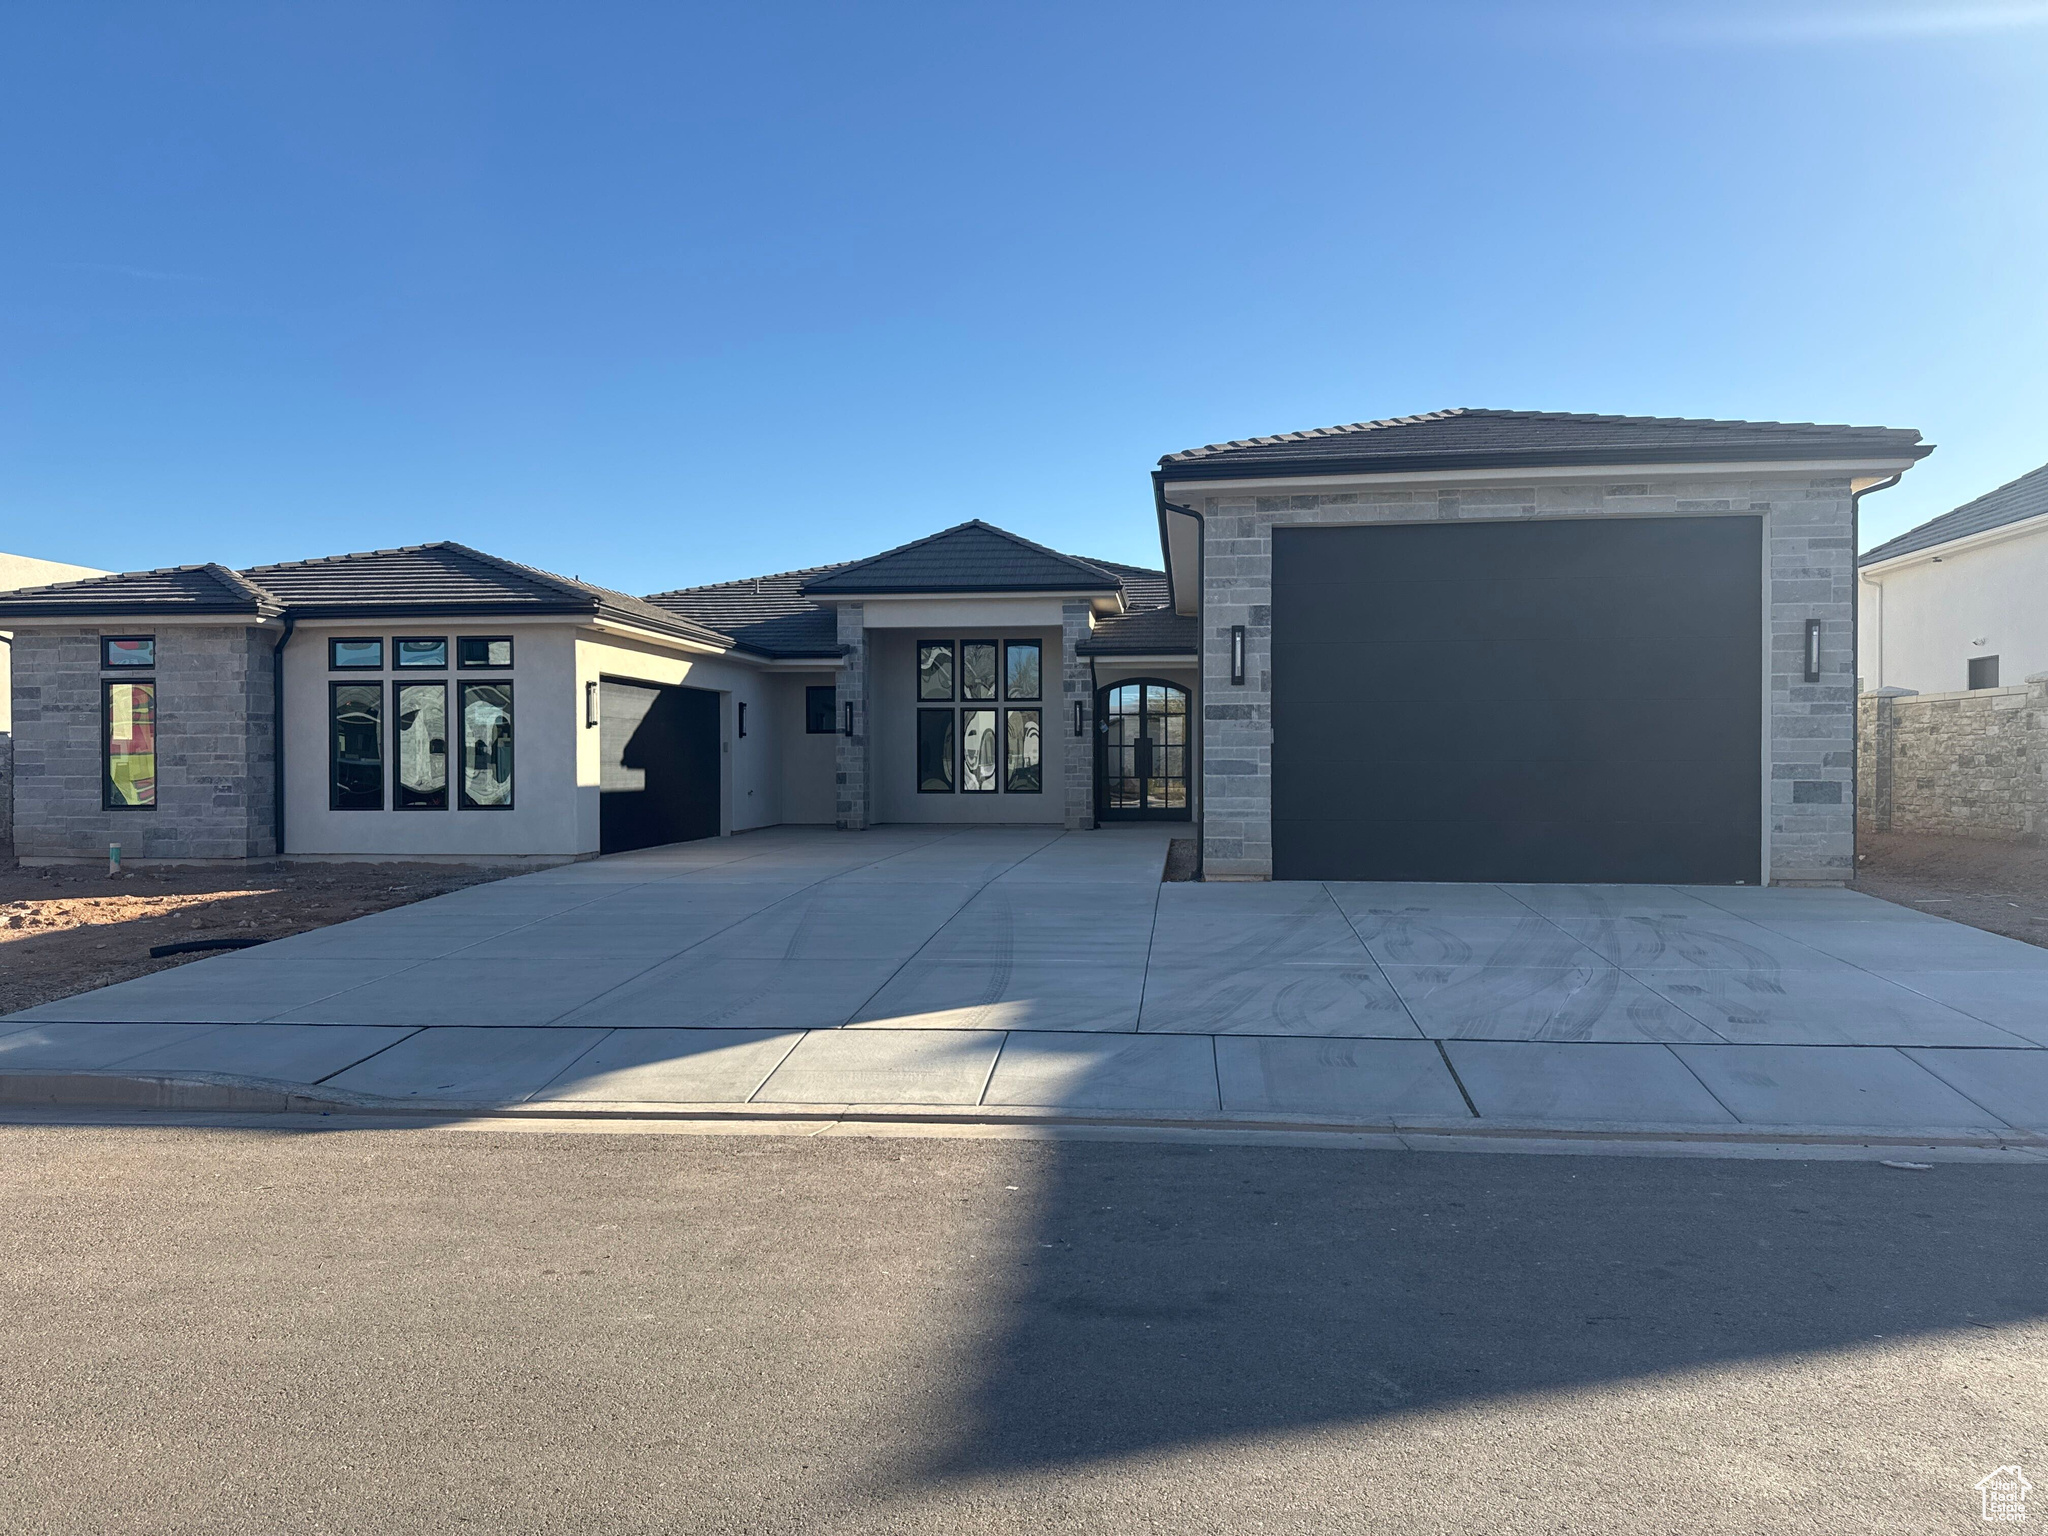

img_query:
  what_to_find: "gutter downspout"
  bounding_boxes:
[271,615,295,859]
[1154,471,1206,879]
[1849,473,1903,879]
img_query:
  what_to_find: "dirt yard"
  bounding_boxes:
[0,861,511,1017]
[1854,831,2048,949]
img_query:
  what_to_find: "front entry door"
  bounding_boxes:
[1097,680,1191,821]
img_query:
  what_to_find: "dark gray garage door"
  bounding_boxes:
[599,679,720,854]
[1271,516,1761,884]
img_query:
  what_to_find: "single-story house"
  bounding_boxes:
[1858,459,2048,695]
[0,407,1931,885]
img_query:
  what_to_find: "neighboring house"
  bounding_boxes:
[1856,462,2048,842]
[1858,460,2048,694]
[0,551,110,854]
[0,407,1930,885]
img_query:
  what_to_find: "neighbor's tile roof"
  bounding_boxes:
[0,542,734,649]
[1859,460,2048,566]
[800,520,1123,595]
[644,564,852,659]
[1158,407,1931,481]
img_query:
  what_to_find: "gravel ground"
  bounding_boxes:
[0,1124,2040,1535]
[0,861,509,1016]
[1855,831,2048,948]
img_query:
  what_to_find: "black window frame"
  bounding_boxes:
[916,639,955,702]
[101,677,158,811]
[960,639,999,702]
[393,635,449,670]
[1002,707,1043,794]
[916,707,957,794]
[1003,638,1042,701]
[328,636,385,671]
[960,707,999,794]
[329,680,385,811]
[805,685,837,734]
[458,679,516,810]
[392,679,450,811]
[457,635,514,670]
[1969,655,2000,691]
[101,635,156,669]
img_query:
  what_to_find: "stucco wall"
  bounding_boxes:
[1858,522,2048,695]
[1858,681,2048,841]
[1179,473,1858,883]
[775,670,839,825]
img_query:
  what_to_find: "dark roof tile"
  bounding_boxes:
[1860,460,2048,566]
[0,562,279,619]
[644,565,850,659]
[801,520,1121,595]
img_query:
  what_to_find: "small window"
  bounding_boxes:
[1969,655,2000,690]
[102,636,155,669]
[1004,708,1042,793]
[917,640,954,701]
[330,682,384,810]
[916,708,956,793]
[961,708,998,793]
[394,682,449,810]
[1004,639,1041,701]
[961,641,998,701]
[394,636,448,669]
[805,686,837,734]
[330,637,383,670]
[458,636,513,669]
[460,681,514,808]
[102,680,157,809]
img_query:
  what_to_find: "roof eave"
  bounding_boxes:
[1158,442,1933,482]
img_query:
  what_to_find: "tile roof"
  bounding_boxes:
[800,520,1123,595]
[1859,460,2048,566]
[0,542,734,649]
[644,564,852,659]
[1157,407,1931,481]
[1076,603,1197,656]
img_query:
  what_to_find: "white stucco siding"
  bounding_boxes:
[1860,521,2048,694]
[775,670,839,824]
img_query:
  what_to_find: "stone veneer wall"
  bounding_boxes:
[1060,601,1093,831]
[1190,474,1858,883]
[0,729,12,855]
[833,602,870,831]
[10,625,277,862]
[1857,682,2048,841]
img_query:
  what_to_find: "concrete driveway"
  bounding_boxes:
[6,825,2048,1138]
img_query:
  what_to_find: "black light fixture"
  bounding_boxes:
[737,701,747,738]
[584,681,598,728]
[1230,625,1246,686]
[1073,700,1085,737]
[1803,620,1822,684]
[843,701,855,737]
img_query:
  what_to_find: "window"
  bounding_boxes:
[1969,655,2000,690]
[102,680,156,809]
[917,640,954,701]
[1004,708,1041,793]
[961,708,998,792]
[394,636,447,669]
[394,682,448,810]
[458,636,513,669]
[330,683,384,809]
[1004,640,1041,701]
[460,681,514,808]
[330,637,383,670]
[961,641,998,701]
[916,709,956,792]
[805,685,837,734]
[102,636,155,669]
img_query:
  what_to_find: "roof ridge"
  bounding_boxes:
[1164,409,1469,461]
[204,562,285,612]
[799,519,1121,592]
[0,562,229,597]
[647,560,854,599]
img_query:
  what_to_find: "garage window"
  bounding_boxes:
[459,682,514,809]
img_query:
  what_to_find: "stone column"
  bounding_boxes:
[833,603,870,831]
[1060,601,1093,831]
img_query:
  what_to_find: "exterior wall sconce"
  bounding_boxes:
[737,701,747,738]
[1230,625,1246,686]
[843,701,855,737]
[1073,700,1085,737]
[584,681,598,728]
[1803,620,1822,684]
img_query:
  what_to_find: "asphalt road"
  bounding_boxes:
[0,1122,2042,1534]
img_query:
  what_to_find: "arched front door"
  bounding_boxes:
[1096,679,1191,821]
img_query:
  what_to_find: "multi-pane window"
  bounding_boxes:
[458,636,513,669]
[915,637,1044,795]
[805,685,837,734]
[103,680,157,809]
[330,683,384,809]
[394,682,449,809]
[330,638,383,669]
[460,682,514,808]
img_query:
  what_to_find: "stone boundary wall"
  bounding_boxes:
[1857,681,2048,842]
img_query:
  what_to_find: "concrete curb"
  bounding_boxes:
[3,1070,2045,1153]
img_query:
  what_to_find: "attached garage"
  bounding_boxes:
[1270,516,1763,884]
[598,678,721,854]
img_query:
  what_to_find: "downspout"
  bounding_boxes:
[271,615,296,859]
[1849,473,1902,879]
[1154,470,1206,879]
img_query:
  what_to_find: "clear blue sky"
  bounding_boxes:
[3,2,2044,591]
